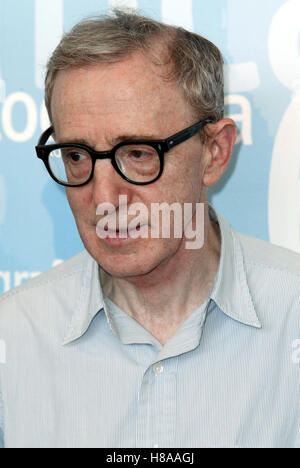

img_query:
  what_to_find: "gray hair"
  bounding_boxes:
[45,9,224,123]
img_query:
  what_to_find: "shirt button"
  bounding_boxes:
[153,362,164,375]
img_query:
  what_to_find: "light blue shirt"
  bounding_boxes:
[0,207,299,448]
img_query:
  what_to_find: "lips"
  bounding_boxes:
[96,221,148,242]
[107,231,129,239]
[104,224,141,234]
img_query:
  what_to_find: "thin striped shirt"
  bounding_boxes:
[0,207,299,448]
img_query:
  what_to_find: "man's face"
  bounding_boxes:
[51,52,210,278]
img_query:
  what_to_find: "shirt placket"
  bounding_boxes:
[136,356,178,448]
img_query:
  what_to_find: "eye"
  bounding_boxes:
[126,146,157,160]
[129,150,150,159]
[62,149,89,163]
[70,152,87,162]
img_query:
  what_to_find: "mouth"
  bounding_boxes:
[104,224,141,235]
[100,223,146,243]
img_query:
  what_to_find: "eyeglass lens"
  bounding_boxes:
[48,144,161,185]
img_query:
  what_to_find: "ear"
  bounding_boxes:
[202,118,237,187]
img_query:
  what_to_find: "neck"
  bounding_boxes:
[100,206,221,345]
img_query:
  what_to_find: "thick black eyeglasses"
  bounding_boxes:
[35,118,214,187]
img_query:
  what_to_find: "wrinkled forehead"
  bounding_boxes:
[50,54,196,143]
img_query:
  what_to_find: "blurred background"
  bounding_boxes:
[0,0,299,294]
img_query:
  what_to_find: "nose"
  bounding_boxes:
[92,158,131,211]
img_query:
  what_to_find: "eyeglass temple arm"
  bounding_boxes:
[165,118,214,151]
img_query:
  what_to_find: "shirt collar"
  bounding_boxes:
[62,252,106,345]
[208,205,262,329]
[63,205,261,345]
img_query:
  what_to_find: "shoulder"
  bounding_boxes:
[237,233,299,319]
[0,250,92,345]
[0,251,90,333]
[0,250,88,306]
[232,233,299,335]
[238,233,300,278]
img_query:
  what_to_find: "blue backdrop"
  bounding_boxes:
[0,0,300,294]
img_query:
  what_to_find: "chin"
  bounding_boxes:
[95,254,158,279]
[87,245,163,279]
[101,264,153,279]
[82,231,180,278]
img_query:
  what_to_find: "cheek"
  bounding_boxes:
[66,187,93,220]
[183,156,205,201]
[165,141,203,179]
[162,159,203,204]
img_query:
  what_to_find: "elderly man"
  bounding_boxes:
[0,10,299,449]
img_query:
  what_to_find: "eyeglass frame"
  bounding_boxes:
[35,117,215,187]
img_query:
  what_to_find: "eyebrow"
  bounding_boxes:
[57,137,92,146]
[57,133,162,148]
